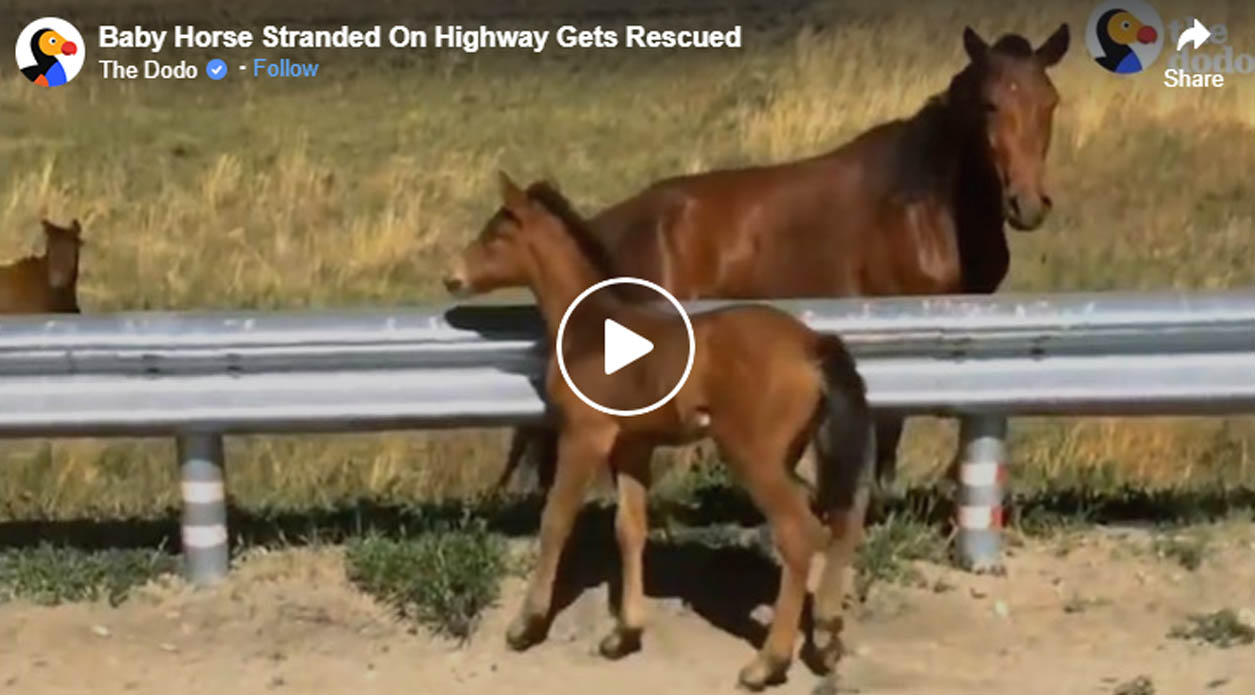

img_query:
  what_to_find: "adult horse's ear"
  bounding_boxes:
[497,170,529,215]
[963,26,989,64]
[1036,24,1069,67]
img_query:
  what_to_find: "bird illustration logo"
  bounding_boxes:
[15,18,85,87]
[1085,0,1164,74]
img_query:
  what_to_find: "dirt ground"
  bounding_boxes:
[3,526,1253,695]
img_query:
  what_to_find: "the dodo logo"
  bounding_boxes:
[1085,0,1164,74]
[15,18,85,87]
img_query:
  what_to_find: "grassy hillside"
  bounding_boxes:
[1,0,1252,520]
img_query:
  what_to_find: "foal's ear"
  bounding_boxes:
[497,171,530,216]
[1036,23,1069,67]
[963,26,989,64]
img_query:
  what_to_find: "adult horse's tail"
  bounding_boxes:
[814,336,873,517]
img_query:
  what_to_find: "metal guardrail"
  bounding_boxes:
[3,290,1255,580]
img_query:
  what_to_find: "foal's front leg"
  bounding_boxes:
[507,427,612,650]
[600,440,654,659]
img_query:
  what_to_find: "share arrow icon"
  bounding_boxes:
[1177,18,1211,51]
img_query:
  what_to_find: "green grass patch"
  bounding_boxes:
[1168,609,1255,648]
[854,512,947,598]
[345,521,508,640]
[0,544,176,607]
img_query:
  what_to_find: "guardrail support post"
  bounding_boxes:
[955,415,1007,573]
[176,433,229,584]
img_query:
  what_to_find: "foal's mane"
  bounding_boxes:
[524,181,615,278]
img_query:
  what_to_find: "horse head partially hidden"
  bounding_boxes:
[42,218,83,297]
[956,24,1069,230]
[0,218,84,314]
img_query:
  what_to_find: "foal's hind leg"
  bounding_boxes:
[506,427,612,651]
[722,440,824,690]
[600,440,654,659]
[811,486,869,673]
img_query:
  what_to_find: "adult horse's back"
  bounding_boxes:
[594,25,1067,303]
[448,25,1070,485]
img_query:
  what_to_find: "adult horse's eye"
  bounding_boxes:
[983,102,998,113]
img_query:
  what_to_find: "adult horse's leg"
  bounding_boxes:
[600,440,654,659]
[495,425,559,494]
[494,426,534,492]
[506,426,612,650]
[873,415,904,487]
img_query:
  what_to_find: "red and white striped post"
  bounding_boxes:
[176,433,229,584]
[954,416,1007,572]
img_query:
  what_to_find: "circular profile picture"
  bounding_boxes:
[1085,0,1164,74]
[15,18,85,87]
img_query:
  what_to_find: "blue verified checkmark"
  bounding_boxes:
[206,59,227,81]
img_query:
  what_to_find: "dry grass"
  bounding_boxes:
[0,0,1253,519]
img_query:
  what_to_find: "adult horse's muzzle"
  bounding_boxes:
[1006,191,1053,231]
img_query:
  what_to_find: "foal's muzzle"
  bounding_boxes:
[443,274,469,296]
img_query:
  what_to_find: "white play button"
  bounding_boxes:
[556,277,695,417]
[603,318,654,375]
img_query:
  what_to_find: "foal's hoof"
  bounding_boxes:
[736,654,789,691]
[808,619,845,675]
[505,612,548,651]
[598,627,642,660]
[806,634,844,675]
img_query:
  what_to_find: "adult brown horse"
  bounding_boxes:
[454,173,873,690]
[447,25,1070,490]
[0,219,83,314]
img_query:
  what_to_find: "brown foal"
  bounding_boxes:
[451,173,873,690]
[0,219,83,314]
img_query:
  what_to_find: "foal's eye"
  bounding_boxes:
[983,102,998,113]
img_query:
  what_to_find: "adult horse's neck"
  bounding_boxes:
[910,68,1010,294]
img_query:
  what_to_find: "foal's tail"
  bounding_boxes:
[814,336,874,518]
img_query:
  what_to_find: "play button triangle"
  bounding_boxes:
[604,318,654,375]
